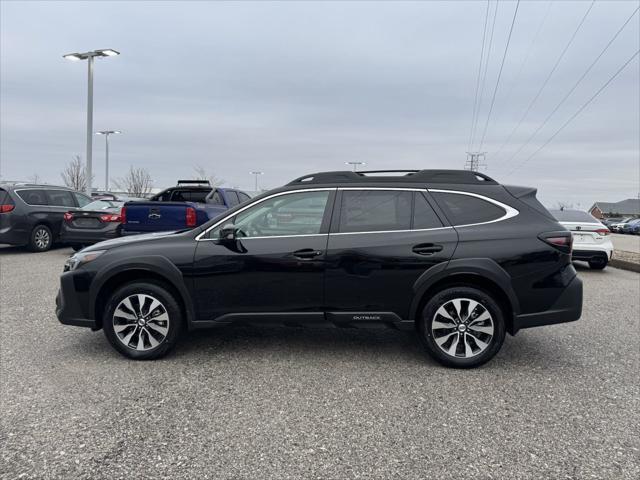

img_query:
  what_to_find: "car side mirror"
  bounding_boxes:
[218,223,239,242]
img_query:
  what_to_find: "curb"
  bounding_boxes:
[610,259,640,273]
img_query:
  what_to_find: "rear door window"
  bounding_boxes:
[413,193,443,229]
[46,190,76,207]
[338,190,412,233]
[16,189,48,205]
[432,192,505,225]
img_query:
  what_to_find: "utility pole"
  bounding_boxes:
[465,152,487,172]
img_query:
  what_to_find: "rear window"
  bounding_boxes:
[16,189,48,205]
[413,193,443,229]
[175,190,210,203]
[209,190,224,205]
[226,191,240,206]
[550,210,599,223]
[46,190,76,207]
[432,192,505,225]
[0,188,15,206]
[339,190,412,233]
[83,200,123,210]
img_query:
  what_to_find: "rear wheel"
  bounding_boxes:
[28,224,52,252]
[418,286,506,368]
[588,258,607,270]
[103,282,183,360]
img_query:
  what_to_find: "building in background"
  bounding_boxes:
[589,199,640,219]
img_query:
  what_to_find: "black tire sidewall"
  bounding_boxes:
[103,282,183,360]
[588,259,607,270]
[29,224,52,252]
[419,286,506,368]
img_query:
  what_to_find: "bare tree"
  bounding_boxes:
[192,165,224,186]
[61,155,89,191]
[112,166,154,197]
[28,173,42,184]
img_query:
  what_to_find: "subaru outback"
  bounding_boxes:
[56,170,582,368]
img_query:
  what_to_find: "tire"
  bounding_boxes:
[418,286,506,368]
[71,244,85,252]
[588,258,607,270]
[28,224,52,252]
[102,282,183,360]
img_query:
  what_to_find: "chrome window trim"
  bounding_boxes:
[427,189,519,227]
[195,188,336,241]
[195,186,519,241]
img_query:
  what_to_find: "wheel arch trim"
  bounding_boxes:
[90,255,195,328]
[410,258,520,325]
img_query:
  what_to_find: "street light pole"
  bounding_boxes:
[63,48,120,196]
[250,171,264,191]
[86,56,94,195]
[96,130,121,191]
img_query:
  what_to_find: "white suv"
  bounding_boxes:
[551,209,613,270]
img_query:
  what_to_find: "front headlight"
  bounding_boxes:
[64,250,106,272]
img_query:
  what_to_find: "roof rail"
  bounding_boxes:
[287,169,498,185]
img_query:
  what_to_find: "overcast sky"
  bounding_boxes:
[1,0,638,207]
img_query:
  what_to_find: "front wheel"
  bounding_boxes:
[418,286,506,368]
[103,282,183,360]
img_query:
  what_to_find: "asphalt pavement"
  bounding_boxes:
[1,246,639,479]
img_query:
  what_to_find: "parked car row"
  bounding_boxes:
[0,180,252,252]
[603,216,640,234]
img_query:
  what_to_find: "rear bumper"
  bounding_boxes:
[0,226,28,246]
[513,274,583,333]
[572,249,611,262]
[60,225,120,245]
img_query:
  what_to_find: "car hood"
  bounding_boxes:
[83,230,180,252]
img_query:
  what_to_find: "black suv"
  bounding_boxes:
[1,184,92,251]
[56,170,582,368]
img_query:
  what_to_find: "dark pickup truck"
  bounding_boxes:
[121,180,251,235]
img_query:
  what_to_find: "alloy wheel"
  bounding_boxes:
[34,228,50,249]
[112,294,170,351]
[431,298,494,358]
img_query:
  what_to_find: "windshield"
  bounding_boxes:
[82,200,124,210]
[550,210,599,223]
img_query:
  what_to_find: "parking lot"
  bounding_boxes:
[1,246,639,479]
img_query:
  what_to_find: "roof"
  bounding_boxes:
[287,170,498,186]
[590,199,640,215]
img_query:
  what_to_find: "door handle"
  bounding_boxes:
[412,244,443,255]
[293,248,323,260]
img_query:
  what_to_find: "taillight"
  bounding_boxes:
[100,214,122,222]
[63,212,74,222]
[0,204,15,213]
[539,231,573,254]
[120,207,126,224]
[595,228,610,236]
[186,207,196,227]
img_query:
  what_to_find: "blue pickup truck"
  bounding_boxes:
[121,180,251,235]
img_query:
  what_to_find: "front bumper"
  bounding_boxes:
[513,274,583,333]
[55,270,97,329]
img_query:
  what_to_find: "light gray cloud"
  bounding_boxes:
[1,0,638,206]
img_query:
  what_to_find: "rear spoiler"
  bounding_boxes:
[503,185,555,220]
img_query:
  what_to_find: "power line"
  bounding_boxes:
[478,0,521,151]
[467,0,491,152]
[490,1,553,141]
[507,48,640,177]
[503,5,639,167]
[490,0,596,165]
[470,0,500,151]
